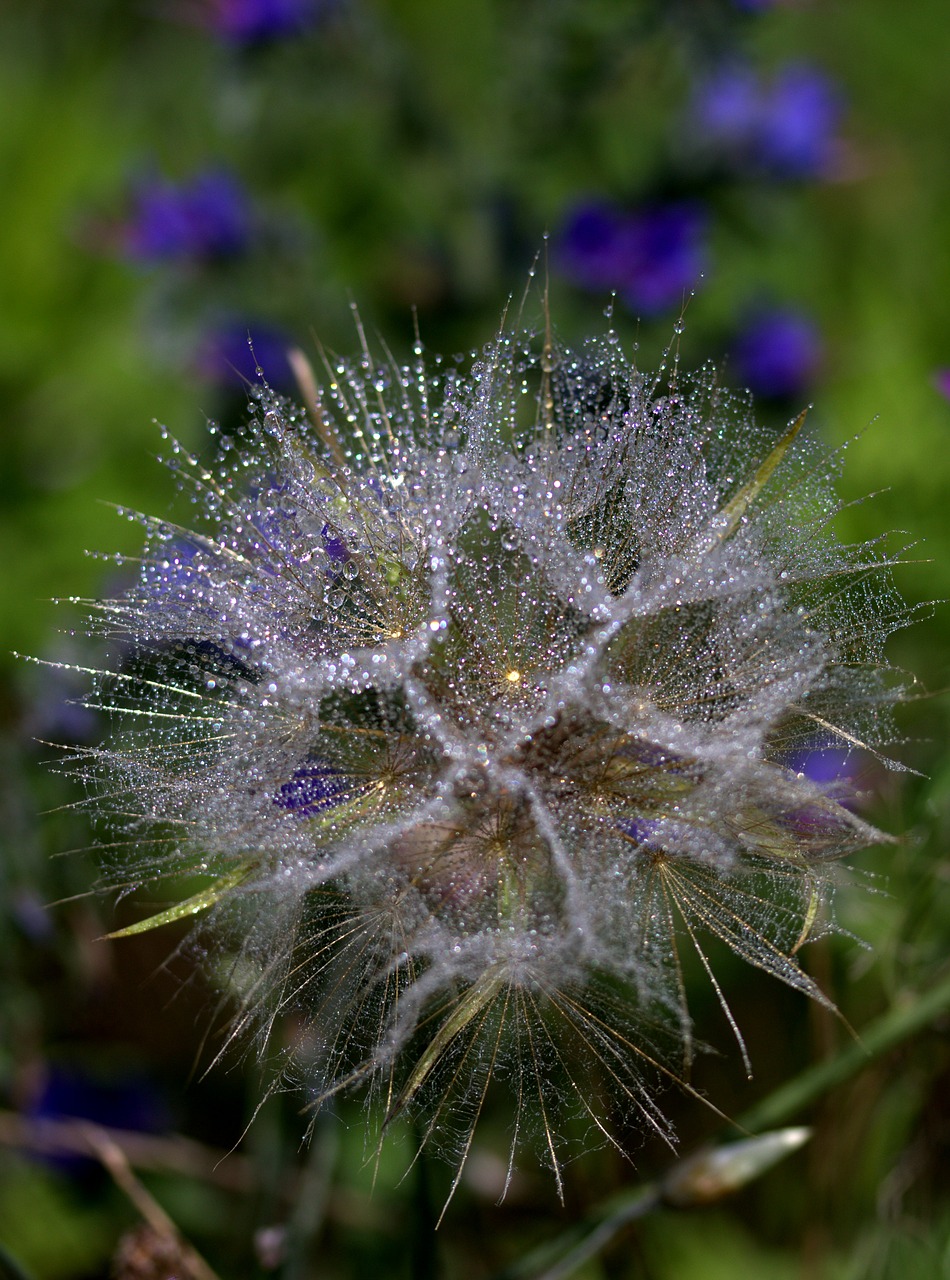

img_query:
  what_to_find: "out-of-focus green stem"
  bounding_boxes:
[494,1185,661,1280]
[496,1131,811,1280]
[495,967,950,1280]
[736,965,950,1134]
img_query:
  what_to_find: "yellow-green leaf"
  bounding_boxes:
[103,862,255,939]
[388,970,506,1121]
[703,408,808,553]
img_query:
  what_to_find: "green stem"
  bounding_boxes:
[492,966,950,1280]
[736,965,950,1134]
[493,1185,661,1280]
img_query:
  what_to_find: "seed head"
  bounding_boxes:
[70,313,910,1201]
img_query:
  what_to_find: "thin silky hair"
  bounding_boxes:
[43,304,914,1205]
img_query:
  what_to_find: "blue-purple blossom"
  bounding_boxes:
[731,307,822,400]
[122,170,252,263]
[274,758,351,816]
[558,200,708,313]
[691,61,842,179]
[692,65,761,153]
[320,522,348,566]
[188,0,328,43]
[25,1066,170,1177]
[556,204,627,292]
[23,645,101,745]
[933,368,950,401]
[10,888,56,944]
[783,746,862,830]
[759,65,843,177]
[788,747,856,789]
[195,321,297,393]
[732,0,796,10]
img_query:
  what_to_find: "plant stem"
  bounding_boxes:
[736,965,950,1134]
[492,966,950,1280]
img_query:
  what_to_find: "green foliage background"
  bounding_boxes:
[2,1,950,1277]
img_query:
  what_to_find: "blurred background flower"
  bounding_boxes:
[180,0,332,44]
[689,61,842,179]
[193,318,297,391]
[557,199,708,313]
[729,304,823,399]
[118,168,253,264]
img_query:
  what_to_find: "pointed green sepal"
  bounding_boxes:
[696,408,808,557]
[103,862,256,939]
[386,969,506,1124]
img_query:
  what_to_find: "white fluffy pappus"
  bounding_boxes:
[52,312,916,1205]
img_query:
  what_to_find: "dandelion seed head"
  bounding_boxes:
[69,311,912,1195]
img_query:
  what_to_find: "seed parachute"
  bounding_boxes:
[57,311,912,1204]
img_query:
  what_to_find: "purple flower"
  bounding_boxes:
[757,64,842,177]
[620,202,708,313]
[558,200,708,314]
[556,204,630,292]
[274,758,351,816]
[932,368,950,401]
[692,65,761,150]
[194,0,328,43]
[196,321,296,392]
[731,307,822,400]
[122,170,252,263]
[25,1065,170,1178]
[784,747,860,818]
[320,522,348,566]
[22,649,101,745]
[788,748,855,788]
[691,61,842,179]
[616,817,659,846]
[10,889,56,944]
